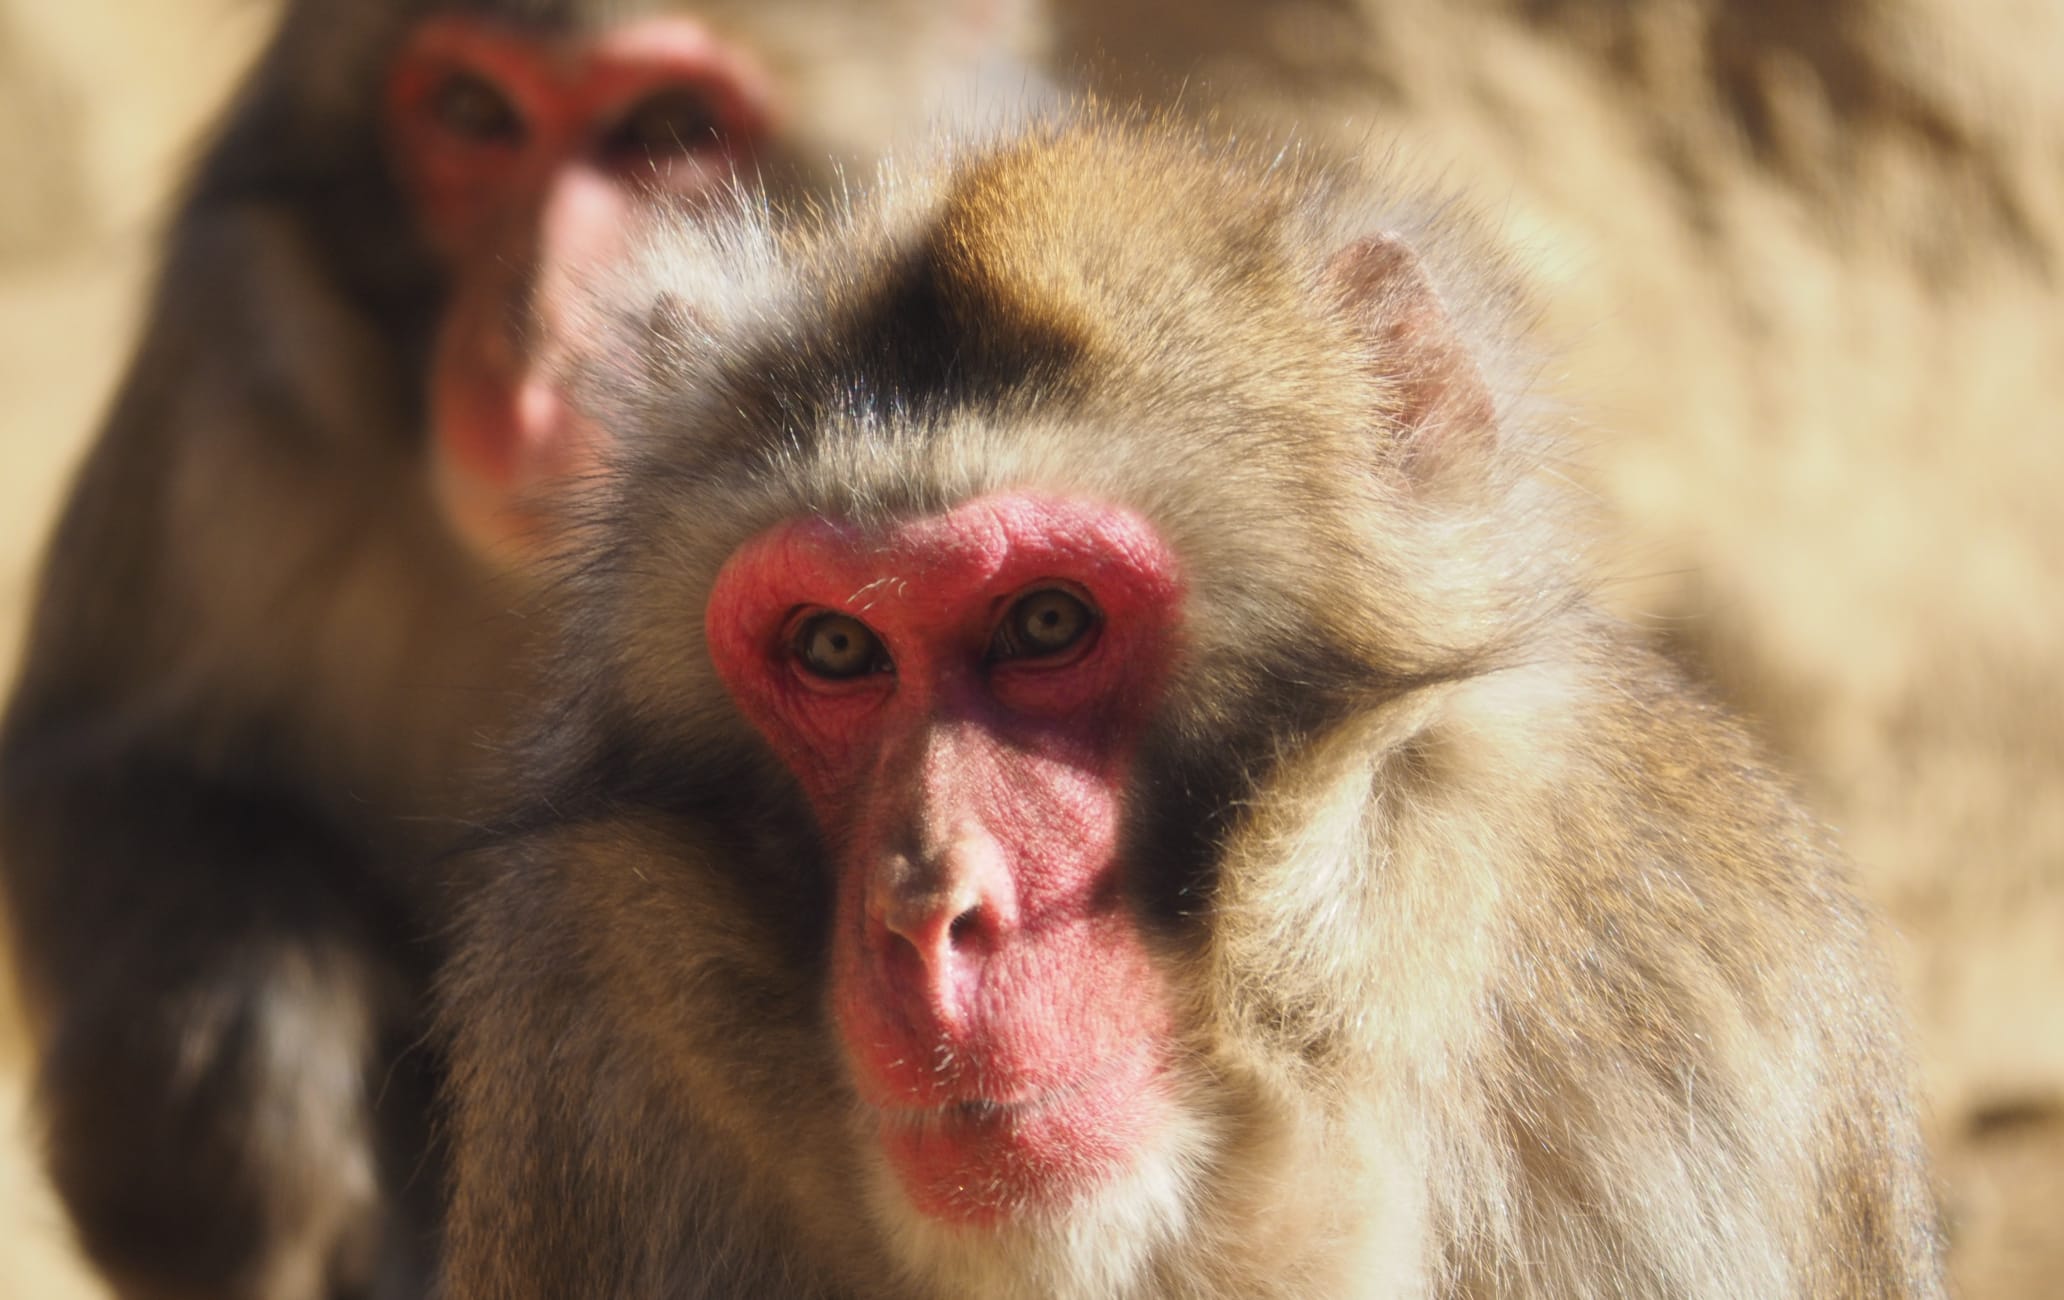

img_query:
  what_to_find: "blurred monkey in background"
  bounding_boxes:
[0,2,1039,1297]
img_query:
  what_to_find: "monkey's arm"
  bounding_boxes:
[0,751,425,1300]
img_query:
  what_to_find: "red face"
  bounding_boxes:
[385,15,776,560]
[706,493,1187,1224]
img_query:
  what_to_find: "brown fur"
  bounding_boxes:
[439,113,1945,1298]
[0,2,1037,1297]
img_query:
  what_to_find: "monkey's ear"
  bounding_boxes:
[1324,233,1496,483]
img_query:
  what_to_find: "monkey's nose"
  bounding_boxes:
[870,830,1019,987]
[879,882,991,960]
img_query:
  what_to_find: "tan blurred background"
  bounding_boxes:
[2,0,2059,1295]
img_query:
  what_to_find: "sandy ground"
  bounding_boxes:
[1,1,2058,1295]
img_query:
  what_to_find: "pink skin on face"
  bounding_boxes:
[384,16,777,559]
[706,494,1186,1224]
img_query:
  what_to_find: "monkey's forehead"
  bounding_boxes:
[723,493,1182,611]
[614,118,1346,359]
[609,126,1377,471]
[586,114,1546,655]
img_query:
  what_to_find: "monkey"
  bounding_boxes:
[0,2,1038,1297]
[432,114,1947,1299]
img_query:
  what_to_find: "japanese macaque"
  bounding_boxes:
[0,2,1036,1297]
[435,115,1947,1298]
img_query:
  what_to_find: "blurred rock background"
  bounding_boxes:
[1,0,2057,1294]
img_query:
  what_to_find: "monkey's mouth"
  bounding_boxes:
[875,1084,1065,1147]
[941,1097,1029,1125]
[889,1082,1073,1132]
[868,1054,1169,1225]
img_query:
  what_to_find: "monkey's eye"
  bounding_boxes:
[794,612,889,681]
[991,588,1098,664]
[428,71,525,145]
[604,88,726,160]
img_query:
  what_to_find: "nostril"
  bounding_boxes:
[947,907,982,950]
[878,895,996,977]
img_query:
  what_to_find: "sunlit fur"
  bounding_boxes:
[439,111,1944,1298]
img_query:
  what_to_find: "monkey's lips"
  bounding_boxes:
[869,1048,1168,1225]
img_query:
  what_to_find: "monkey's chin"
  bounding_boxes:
[872,1054,1169,1227]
